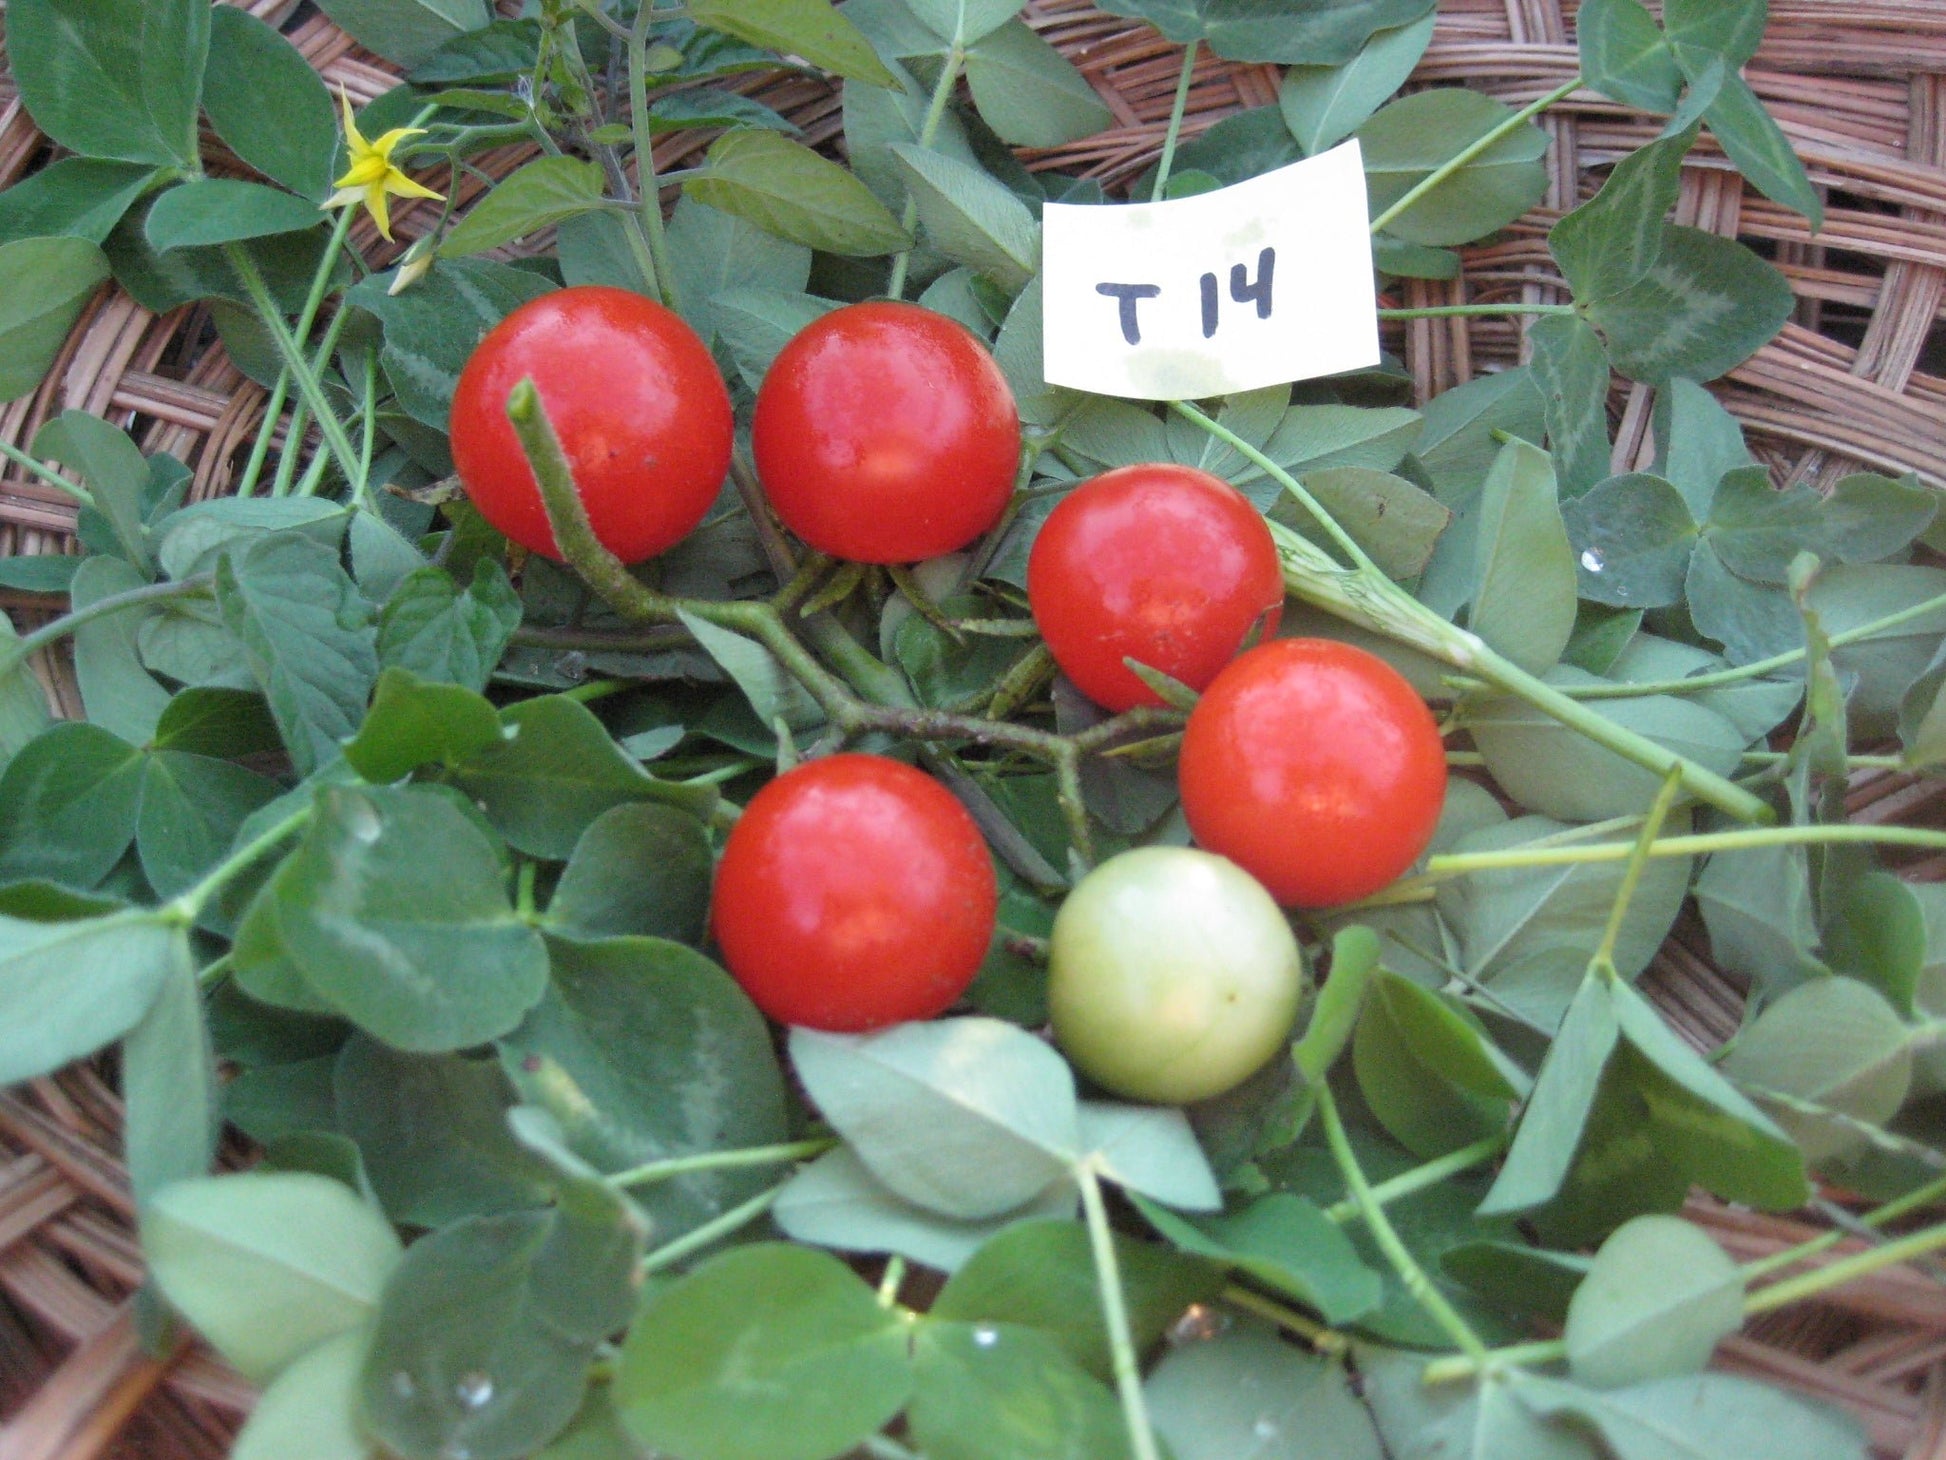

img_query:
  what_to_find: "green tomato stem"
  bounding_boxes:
[1378,303,1578,319]
[0,436,93,508]
[885,44,967,302]
[1369,76,1581,237]
[606,1137,837,1188]
[1317,1082,1492,1363]
[627,2,680,312]
[1588,766,1685,979]
[1150,42,1199,203]
[1219,1284,1343,1350]
[0,574,212,681]
[1077,1159,1165,1460]
[246,203,358,500]
[1320,1131,1509,1227]
[637,1180,788,1278]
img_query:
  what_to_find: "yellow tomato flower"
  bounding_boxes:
[323,88,443,241]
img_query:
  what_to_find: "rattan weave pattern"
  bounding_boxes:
[3,2,1946,1457]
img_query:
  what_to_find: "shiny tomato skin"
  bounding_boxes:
[1028,463,1284,711]
[450,285,732,564]
[751,301,1020,563]
[710,753,999,1031]
[1178,638,1447,908]
[1048,847,1306,1104]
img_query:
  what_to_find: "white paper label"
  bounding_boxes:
[1040,141,1380,401]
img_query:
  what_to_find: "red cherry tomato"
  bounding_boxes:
[710,753,999,1031]
[1027,463,1284,712]
[751,301,1020,563]
[1178,638,1447,908]
[450,285,732,564]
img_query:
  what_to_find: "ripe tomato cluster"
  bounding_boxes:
[449,285,1447,1104]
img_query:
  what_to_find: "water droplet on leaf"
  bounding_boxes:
[1580,548,1605,573]
[971,1325,1000,1349]
[455,1372,494,1410]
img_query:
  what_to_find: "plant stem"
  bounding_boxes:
[627,2,680,312]
[1168,399,1771,824]
[1428,822,1946,876]
[1317,1082,1491,1363]
[1567,586,1946,700]
[638,1181,785,1277]
[227,246,368,505]
[1150,42,1198,202]
[171,803,314,928]
[877,1255,907,1307]
[1588,767,1684,979]
[1220,1284,1343,1350]
[1369,76,1580,236]
[0,574,212,678]
[607,1138,836,1188]
[885,45,966,301]
[1320,1131,1509,1226]
[0,438,93,507]
[1378,303,1578,320]
[1077,1160,1164,1460]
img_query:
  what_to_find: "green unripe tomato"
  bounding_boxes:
[1047,847,1307,1104]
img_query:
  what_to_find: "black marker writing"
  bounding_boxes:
[1096,282,1161,345]
[1232,246,1275,319]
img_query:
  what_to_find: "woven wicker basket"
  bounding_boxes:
[4,2,1946,1456]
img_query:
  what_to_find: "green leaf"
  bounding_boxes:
[334,1037,549,1226]
[1719,977,1914,1163]
[1146,1321,1382,1460]
[1353,970,1522,1158]
[6,0,207,167]
[157,495,348,580]
[0,622,54,779]
[689,0,897,86]
[454,694,716,859]
[312,0,491,68]
[964,20,1113,148]
[0,721,145,889]
[774,1144,1078,1271]
[844,58,979,213]
[1133,1192,1382,1326]
[35,412,153,575]
[0,158,160,247]
[907,0,1024,44]
[1479,977,1622,1217]
[1826,871,1926,1013]
[1550,127,1698,303]
[123,951,219,1209]
[910,1320,1129,1460]
[546,804,714,945]
[499,935,789,1240]
[616,1244,914,1460]
[1584,224,1795,384]
[1294,469,1451,580]
[790,1018,1081,1220]
[1703,73,1821,228]
[1363,1356,1598,1460]
[358,1205,636,1460]
[1279,12,1436,155]
[234,784,547,1051]
[1653,378,1755,521]
[1576,0,1683,113]
[1685,545,1801,665]
[648,89,798,135]
[145,180,325,251]
[1293,924,1380,1085]
[346,258,554,430]
[1442,1242,1591,1326]
[1662,0,1765,73]
[992,274,1078,431]
[712,287,841,393]
[1529,315,1614,497]
[1695,845,1827,997]
[231,1327,374,1460]
[676,609,828,735]
[1817,473,1937,565]
[1564,1216,1742,1389]
[204,8,339,202]
[215,532,379,777]
[1561,474,1698,609]
[0,236,111,403]
[1077,1102,1221,1211]
[1093,0,1437,66]
[377,561,522,693]
[932,1218,1220,1381]
[0,902,185,1084]
[1814,564,1946,737]
[1358,89,1551,247]
[1520,1373,1867,1460]
[143,1171,402,1385]
[890,143,1039,292]
[665,196,813,351]
[439,157,608,260]
[344,667,507,783]
[687,130,910,256]
[1137,106,1301,192]
[135,750,281,898]
[1700,466,1825,584]
[1467,439,1576,676]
